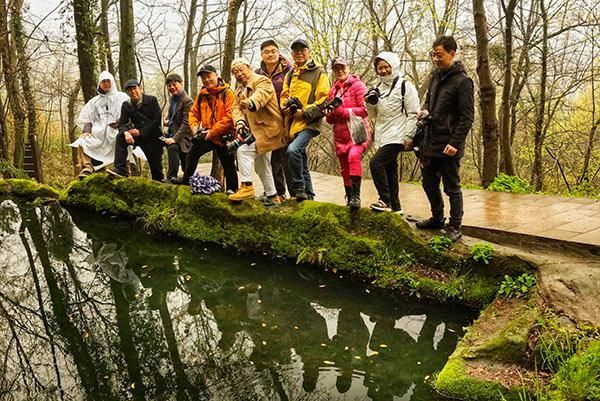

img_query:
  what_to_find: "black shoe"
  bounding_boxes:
[296,192,308,202]
[344,186,352,206]
[444,225,462,242]
[370,199,391,212]
[416,217,445,229]
[106,168,127,178]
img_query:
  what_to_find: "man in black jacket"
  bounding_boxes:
[110,79,164,181]
[415,36,474,241]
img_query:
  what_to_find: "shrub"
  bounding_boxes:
[0,160,29,179]
[488,173,531,194]
[497,273,536,298]
[429,235,452,253]
[469,243,495,265]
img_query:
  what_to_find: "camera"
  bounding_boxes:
[285,97,303,114]
[319,96,343,112]
[191,127,210,145]
[225,124,255,153]
[365,87,381,105]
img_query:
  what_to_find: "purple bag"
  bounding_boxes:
[189,173,222,195]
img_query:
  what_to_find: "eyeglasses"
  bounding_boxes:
[262,49,279,55]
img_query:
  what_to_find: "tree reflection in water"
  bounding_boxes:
[0,200,473,400]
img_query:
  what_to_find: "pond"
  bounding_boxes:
[0,199,474,401]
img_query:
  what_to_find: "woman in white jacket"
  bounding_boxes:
[367,52,420,213]
[70,71,129,179]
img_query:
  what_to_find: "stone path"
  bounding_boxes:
[195,164,600,249]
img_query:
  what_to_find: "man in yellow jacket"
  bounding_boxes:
[229,57,285,204]
[280,39,330,201]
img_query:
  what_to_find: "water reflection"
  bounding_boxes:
[0,199,473,400]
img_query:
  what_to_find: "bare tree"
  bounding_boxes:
[72,0,98,102]
[119,0,137,83]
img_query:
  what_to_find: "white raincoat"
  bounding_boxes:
[70,71,130,168]
[367,52,420,149]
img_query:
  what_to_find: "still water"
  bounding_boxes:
[0,199,473,401]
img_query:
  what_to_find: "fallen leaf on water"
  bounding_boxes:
[261,323,267,327]
[319,284,326,288]
[369,351,379,356]
[323,360,335,365]
[379,344,388,348]
[354,356,361,360]
[262,341,267,345]
[238,286,245,290]
[250,262,257,266]
[365,289,370,293]
[320,343,327,347]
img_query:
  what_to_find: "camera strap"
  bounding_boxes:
[378,77,407,116]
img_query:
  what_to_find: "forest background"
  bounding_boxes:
[0,0,598,197]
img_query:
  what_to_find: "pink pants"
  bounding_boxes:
[338,144,365,186]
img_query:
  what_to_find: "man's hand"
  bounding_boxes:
[293,109,303,118]
[443,144,457,156]
[108,122,119,129]
[124,132,134,144]
[191,125,199,136]
[239,98,250,110]
[404,139,413,151]
[129,128,140,136]
[164,138,176,145]
[163,118,170,127]
[417,109,429,120]
[80,132,92,138]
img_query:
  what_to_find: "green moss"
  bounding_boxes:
[0,178,60,200]
[435,356,526,401]
[549,339,600,401]
[57,174,519,308]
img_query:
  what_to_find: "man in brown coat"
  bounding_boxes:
[229,57,285,203]
[162,73,194,183]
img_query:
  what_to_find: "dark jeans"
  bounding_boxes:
[166,142,187,179]
[369,144,404,211]
[271,145,289,197]
[114,134,164,181]
[182,138,238,192]
[286,130,317,197]
[421,156,463,227]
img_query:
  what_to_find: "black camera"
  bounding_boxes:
[226,124,255,153]
[365,88,381,105]
[285,97,303,114]
[220,132,234,144]
[319,96,343,112]
[191,128,210,145]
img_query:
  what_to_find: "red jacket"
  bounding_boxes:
[325,74,371,155]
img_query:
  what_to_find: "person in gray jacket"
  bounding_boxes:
[367,52,420,213]
[162,73,194,183]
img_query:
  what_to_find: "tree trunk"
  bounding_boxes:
[531,0,548,191]
[473,0,498,187]
[220,0,244,83]
[183,0,198,92]
[119,0,137,84]
[190,0,208,96]
[68,82,81,176]
[0,93,8,160]
[579,115,600,184]
[73,0,98,102]
[100,0,116,77]
[0,0,26,167]
[498,0,516,176]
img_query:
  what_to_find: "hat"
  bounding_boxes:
[231,57,250,70]
[331,56,348,68]
[290,38,309,50]
[197,65,217,76]
[165,73,183,84]
[123,79,139,90]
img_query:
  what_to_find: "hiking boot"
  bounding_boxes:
[444,225,463,242]
[344,186,352,206]
[370,199,391,212]
[295,192,309,202]
[348,176,361,209]
[229,183,255,201]
[106,168,127,178]
[416,217,446,229]
[78,169,93,180]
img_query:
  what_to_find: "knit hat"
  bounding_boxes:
[231,57,251,70]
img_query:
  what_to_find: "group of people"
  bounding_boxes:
[71,35,473,241]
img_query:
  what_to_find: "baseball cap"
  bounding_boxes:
[331,56,348,68]
[197,65,217,76]
[290,38,309,50]
[123,79,139,90]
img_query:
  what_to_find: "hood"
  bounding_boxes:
[375,51,401,83]
[97,71,118,96]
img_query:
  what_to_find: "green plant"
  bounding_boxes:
[296,247,327,266]
[0,160,29,179]
[429,235,452,253]
[469,243,495,265]
[551,340,600,401]
[488,173,531,194]
[497,273,537,298]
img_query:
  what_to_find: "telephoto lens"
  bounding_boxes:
[365,88,380,105]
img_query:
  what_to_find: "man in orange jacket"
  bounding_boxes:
[179,65,238,192]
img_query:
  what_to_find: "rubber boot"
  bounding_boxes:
[348,176,361,209]
[344,186,352,206]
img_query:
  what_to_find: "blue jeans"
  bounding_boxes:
[286,129,317,197]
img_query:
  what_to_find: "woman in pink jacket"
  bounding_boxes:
[325,57,371,209]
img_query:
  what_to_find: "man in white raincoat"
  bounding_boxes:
[70,71,129,179]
